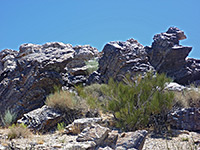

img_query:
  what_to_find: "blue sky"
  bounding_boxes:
[1,0,200,58]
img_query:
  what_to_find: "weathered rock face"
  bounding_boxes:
[146,27,200,85]
[0,42,98,122]
[168,107,200,131]
[93,39,154,83]
[17,105,64,132]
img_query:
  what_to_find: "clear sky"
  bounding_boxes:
[0,0,200,58]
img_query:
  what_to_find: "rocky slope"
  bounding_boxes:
[0,27,200,150]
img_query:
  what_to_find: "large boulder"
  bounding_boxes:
[0,42,98,123]
[17,105,64,132]
[146,27,200,85]
[91,39,154,83]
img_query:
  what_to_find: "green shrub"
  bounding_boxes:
[7,123,31,140]
[81,73,174,131]
[104,73,174,131]
[1,109,16,127]
[85,58,98,75]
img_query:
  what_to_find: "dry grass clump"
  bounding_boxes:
[173,87,200,108]
[7,124,31,140]
[46,90,75,111]
[45,90,86,111]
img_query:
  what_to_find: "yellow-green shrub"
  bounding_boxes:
[45,90,77,111]
[7,124,31,140]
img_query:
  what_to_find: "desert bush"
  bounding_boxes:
[7,123,31,140]
[85,58,98,75]
[81,73,174,131]
[45,90,79,111]
[173,86,200,108]
[1,109,16,127]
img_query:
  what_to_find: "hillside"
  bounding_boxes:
[0,27,199,150]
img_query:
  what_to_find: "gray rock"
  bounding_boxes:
[96,38,154,83]
[0,144,7,150]
[116,130,148,150]
[64,141,96,150]
[168,107,200,131]
[98,146,114,150]
[17,105,63,131]
[77,124,110,146]
[0,42,98,123]
[165,82,187,91]
[146,27,200,85]
[65,118,102,134]
[101,130,119,149]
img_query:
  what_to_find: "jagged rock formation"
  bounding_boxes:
[88,27,200,85]
[146,27,200,85]
[91,39,154,83]
[0,42,98,122]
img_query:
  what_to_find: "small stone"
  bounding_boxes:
[116,130,148,150]
[77,124,110,146]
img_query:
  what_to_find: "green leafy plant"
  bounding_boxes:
[85,58,99,75]
[7,123,31,140]
[1,109,16,127]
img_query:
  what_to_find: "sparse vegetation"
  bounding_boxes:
[85,58,98,75]
[173,86,200,108]
[57,122,66,133]
[7,124,31,140]
[1,109,16,127]
[77,83,109,110]
[45,90,78,111]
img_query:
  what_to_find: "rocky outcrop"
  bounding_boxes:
[17,105,64,132]
[17,105,83,132]
[146,27,199,85]
[90,39,154,83]
[0,42,98,123]
[88,27,200,85]
[168,107,200,131]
